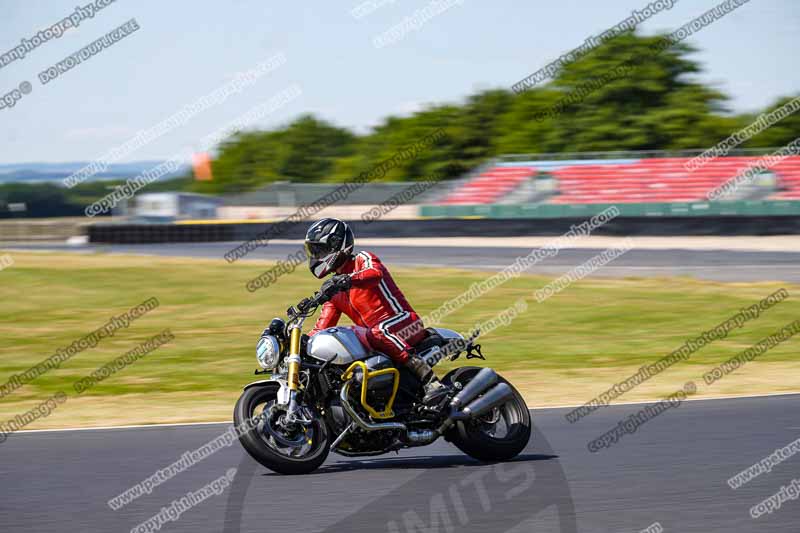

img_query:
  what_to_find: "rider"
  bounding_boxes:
[304,218,449,406]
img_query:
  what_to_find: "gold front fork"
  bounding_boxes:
[287,327,302,391]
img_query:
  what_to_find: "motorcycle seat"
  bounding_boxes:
[412,328,446,353]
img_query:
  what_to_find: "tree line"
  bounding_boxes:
[2,31,798,216]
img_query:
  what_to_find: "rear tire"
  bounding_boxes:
[234,383,330,475]
[442,367,531,462]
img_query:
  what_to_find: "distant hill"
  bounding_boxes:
[0,161,190,184]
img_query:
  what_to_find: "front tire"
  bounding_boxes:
[442,367,531,462]
[234,383,330,475]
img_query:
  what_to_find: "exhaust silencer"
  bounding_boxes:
[450,367,497,409]
[462,382,514,418]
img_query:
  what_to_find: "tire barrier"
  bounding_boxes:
[88,215,800,244]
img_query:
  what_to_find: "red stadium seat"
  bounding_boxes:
[550,156,800,204]
[441,166,536,204]
[435,156,800,205]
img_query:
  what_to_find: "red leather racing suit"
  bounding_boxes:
[309,251,424,364]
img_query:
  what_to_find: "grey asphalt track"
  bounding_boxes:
[2,395,798,532]
[7,242,800,283]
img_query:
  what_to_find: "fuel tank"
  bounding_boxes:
[307,326,371,365]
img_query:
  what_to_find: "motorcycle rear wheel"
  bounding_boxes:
[443,366,531,462]
[234,383,330,475]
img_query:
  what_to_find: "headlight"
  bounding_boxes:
[256,334,280,370]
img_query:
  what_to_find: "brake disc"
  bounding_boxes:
[261,404,307,448]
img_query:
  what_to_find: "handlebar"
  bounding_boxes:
[288,279,342,321]
[297,295,318,314]
[290,289,328,318]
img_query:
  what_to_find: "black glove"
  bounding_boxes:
[297,297,313,311]
[331,274,352,291]
[319,279,338,299]
[319,274,351,302]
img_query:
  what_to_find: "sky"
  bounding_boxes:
[0,0,797,164]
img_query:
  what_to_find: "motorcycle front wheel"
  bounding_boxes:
[443,366,531,462]
[234,382,330,475]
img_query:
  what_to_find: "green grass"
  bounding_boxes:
[1,251,798,427]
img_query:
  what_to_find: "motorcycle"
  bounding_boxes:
[234,284,531,475]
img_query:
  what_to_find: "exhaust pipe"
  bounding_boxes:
[437,370,507,434]
[461,382,514,418]
[340,382,406,433]
[449,368,497,409]
[339,371,512,447]
[339,383,437,446]
[405,430,438,446]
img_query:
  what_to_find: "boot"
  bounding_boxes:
[404,355,451,407]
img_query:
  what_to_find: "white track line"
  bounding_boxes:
[13,420,231,435]
[443,264,800,270]
[272,236,800,253]
[533,390,800,411]
[11,391,800,435]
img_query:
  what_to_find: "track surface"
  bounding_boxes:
[2,395,798,532]
[8,242,800,283]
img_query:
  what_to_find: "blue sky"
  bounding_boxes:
[0,0,797,164]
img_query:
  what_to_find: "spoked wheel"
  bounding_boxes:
[234,383,330,475]
[443,367,531,462]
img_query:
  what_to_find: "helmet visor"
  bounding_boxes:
[304,241,334,261]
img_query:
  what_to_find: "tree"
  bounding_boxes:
[12,29,795,209]
[743,95,800,149]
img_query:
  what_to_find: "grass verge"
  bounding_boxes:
[0,251,798,430]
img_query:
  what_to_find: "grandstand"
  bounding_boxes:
[438,154,800,205]
[441,166,535,204]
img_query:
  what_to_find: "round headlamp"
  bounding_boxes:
[256,334,280,370]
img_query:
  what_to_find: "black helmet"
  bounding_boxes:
[304,218,354,278]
